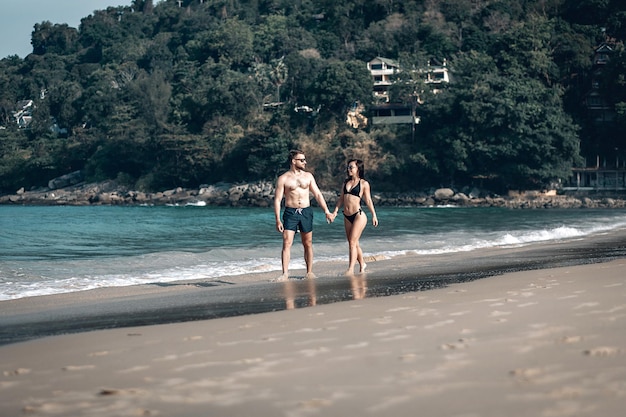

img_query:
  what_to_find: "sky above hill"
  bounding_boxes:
[0,1,131,59]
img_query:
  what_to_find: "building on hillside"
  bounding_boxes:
[366,57,449,126]
[565,166,626,191]
[367,57,400,103]
[370,103,420,126]
[583,43,615,124]
[421,58,450,90]
[563,42,626,192]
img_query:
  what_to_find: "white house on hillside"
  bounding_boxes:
[367,57,400,103]
[366,57,449,126]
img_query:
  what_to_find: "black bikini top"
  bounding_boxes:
[344,180,361,197]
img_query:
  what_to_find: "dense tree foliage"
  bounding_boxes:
[1,0,624,194]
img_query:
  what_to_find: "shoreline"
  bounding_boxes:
[1,253,625,415]
[2,229,626,346]
[3,180,626,209]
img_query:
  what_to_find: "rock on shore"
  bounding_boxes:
[2,181,626,209]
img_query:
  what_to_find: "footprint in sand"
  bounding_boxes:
[3,368,31,376]
[490,310,512,317]
[398,352,420,362]
[118,366,150,374]
[98,388,141,396]
[509,367,544,382]
[574,302,600,310]
[583,346,622,357]
[439,338,470,350]
[517,302,538,308]
[61,365,95,372]
[489,310,512,322]
[557,335,583,344]
[298,398,333,409]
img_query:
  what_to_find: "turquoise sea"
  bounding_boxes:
[1,205,626,301]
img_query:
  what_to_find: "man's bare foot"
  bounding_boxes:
[359,263,367,273]
[344,269,355,276]
[271,273,289,282]
[305,272,317,279]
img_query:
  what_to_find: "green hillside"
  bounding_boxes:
[1,0,625,193]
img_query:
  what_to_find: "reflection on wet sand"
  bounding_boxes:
[349,273,368,299]
[282,277,318,310]
[281,273,368,310]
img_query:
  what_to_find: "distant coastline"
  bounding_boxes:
[2,179,626,209]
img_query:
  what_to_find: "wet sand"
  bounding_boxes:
[1,232,626,416]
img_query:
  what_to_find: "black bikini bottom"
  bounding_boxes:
[343,208,362,224]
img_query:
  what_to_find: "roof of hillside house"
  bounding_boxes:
[369,57,400,68]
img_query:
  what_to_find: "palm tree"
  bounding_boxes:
[269,56,288,102]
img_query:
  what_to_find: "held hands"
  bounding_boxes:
[325,211,337,224]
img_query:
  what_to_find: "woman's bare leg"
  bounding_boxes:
[345,213,367,275]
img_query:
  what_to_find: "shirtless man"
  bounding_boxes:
[274,150,334,281]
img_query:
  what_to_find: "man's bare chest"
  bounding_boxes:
[286,175,310,190]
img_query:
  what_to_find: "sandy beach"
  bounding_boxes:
[1,236,626,416]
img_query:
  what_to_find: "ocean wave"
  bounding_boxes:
[2,206,626,301]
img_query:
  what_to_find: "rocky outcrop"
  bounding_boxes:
[48,170,84,190]
[2,181,626,209]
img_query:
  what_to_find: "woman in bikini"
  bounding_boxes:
[332,159,378,275]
